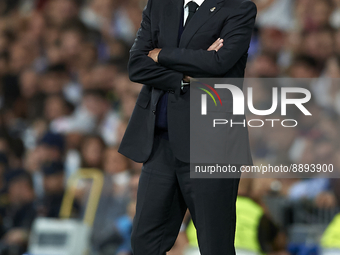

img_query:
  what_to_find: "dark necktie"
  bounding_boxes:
[185,1,199,27]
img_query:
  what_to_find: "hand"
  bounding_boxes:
[207,38,223,52]
[182,39,222,83]
[183,75,191,83]
[148,48,162,62]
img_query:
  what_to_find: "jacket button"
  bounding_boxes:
[152,110,156,114]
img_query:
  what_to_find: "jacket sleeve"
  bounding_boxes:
[157,0,257,77]
[128,0,184,94]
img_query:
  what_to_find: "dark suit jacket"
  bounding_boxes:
[118,0,257,163]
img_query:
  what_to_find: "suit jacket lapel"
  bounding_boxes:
[161,0,184,48]
[179,0,223,48]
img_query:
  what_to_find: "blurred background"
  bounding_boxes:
[0,0,340,254]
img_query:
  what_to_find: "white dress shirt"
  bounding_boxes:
[183,0,205,26]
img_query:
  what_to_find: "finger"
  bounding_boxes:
[210,38,221,49]
[207,38,221,51]
[209,38,224,51]
[211,38,221,47]
[214,42,223,52]
[214,38,223,47]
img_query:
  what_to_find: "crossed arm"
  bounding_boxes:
[127,0,184,94]
[148,38,224,82]
[128,0,257,92]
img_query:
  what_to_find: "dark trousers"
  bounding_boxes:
[131,133,240,255]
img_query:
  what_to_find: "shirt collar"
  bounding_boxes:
[184,0,205,8]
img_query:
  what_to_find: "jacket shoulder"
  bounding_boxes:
[222,0,257,9]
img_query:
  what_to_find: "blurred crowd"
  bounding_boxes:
[247,0,340,209]
[0,0,340,254]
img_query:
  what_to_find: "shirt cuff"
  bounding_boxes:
[181,80,190,90]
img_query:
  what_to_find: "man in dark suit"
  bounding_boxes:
[118,0,257,253]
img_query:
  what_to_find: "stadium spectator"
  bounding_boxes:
[0,0,339,254]
[36,161,67,218]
